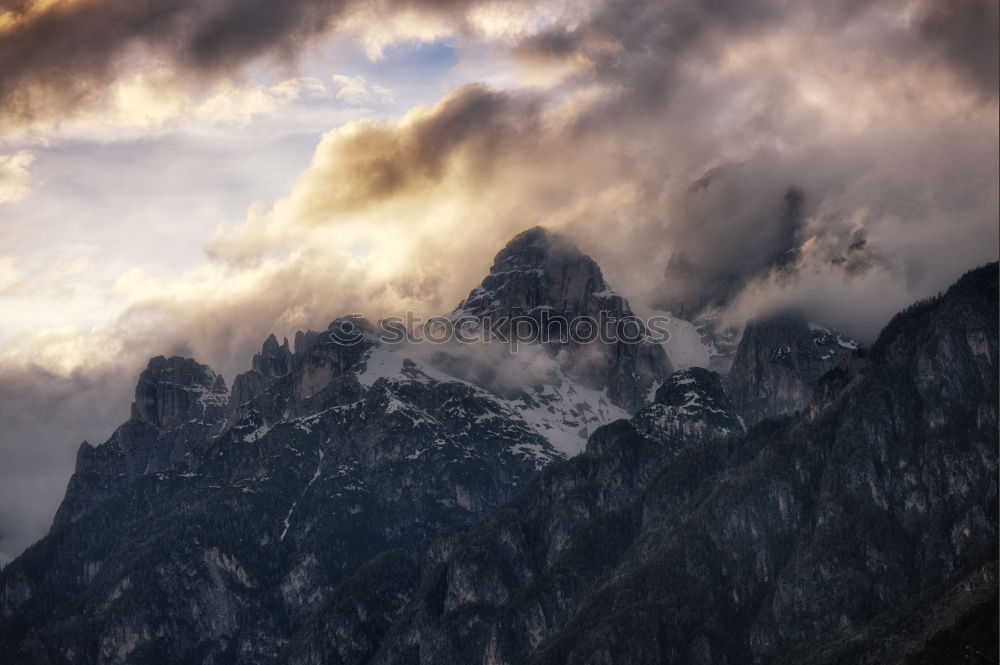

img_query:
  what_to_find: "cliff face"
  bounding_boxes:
[53,356,229,527]
[725,314,856,427]
[228,334,293,417]
[372,264,998,665]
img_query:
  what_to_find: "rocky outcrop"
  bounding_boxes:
[636,366,744,439]
[52,356,228,527]
[451,226,673,412]
[253,334,293,377]
[725,313,856,426]
[130,355,228,430]
[369,368,745,665]
[229,334,293,415]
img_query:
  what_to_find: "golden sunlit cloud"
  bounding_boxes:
[3,70,334,143]
[0,0,995,386]
[0,150,33,202]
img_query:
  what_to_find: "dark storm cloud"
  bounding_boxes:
[514,0,781,118]
[283,83,545,218]
[0,0,335,122]
[920,0,1000,96]
[520,0,998,120]
[0,0,525,125]
[657,165,809,316]
[2,0,995,127]
[379,84,540,198]
[408,84,540,179]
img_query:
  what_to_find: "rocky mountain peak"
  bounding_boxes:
[52,356,229,527]
[454,226,618,321]
[492,225,590,271]
[724,312,857,426]
[630,367,744,443]
[450,227,673,412]
[130,355,228,430]
[654,367,730,409]
[230,334,294,415]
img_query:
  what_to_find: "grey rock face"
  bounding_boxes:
[725,313,856,427]
[252,334,292,377]
[369,368,745,665]
[130,355,228,430]
[3,312,561,664]
[452,226,673,413]
[53,356,229,527]
[229,334,294,416]
[375,263,997,665]
[636,366,745,439]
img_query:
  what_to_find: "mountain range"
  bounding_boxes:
[1,228,995,665]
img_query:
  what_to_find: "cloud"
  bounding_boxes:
[0,256,25,293]
[1,0,996,132]
[196,1,998,340]
[919,0,1000,97]
[3,0,997,364]
[205,81,550,274]
[3,70,332,143]
[0,150,33,202]
[0,0,344,127]
[193,77,330,126]
[331,74,394,106]
[0,0,578,130]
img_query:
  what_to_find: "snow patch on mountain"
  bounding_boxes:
[358,345,627,457]
[655,311,716,370]
[808,322,859,351]
[509,375,630,456]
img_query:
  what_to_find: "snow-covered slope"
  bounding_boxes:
[654,310,717,370]
[657,310,858,378]
[361,344,627,457]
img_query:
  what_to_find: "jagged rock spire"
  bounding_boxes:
[252,334,292,377]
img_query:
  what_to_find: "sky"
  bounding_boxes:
[0,0,997,563]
